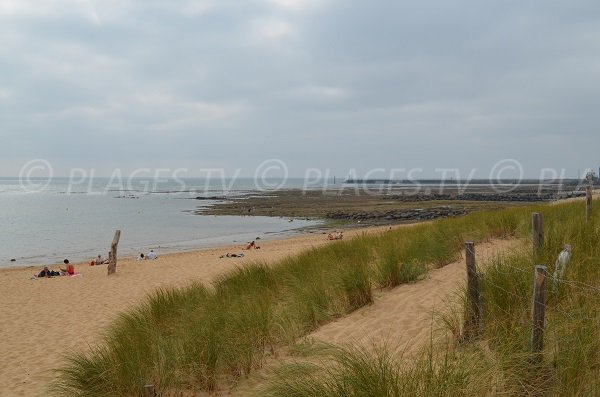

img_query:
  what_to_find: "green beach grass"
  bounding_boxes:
[50,199,597,396]
[265,199,600,397]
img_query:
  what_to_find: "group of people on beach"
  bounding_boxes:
[35,259,75,278]
[33,228,350,277]
[90,249,158,263]
[90,254,108,266]
[35,249,160,279]
[327,231,344,240]
[220,240,261,258]
[137,249,158,261]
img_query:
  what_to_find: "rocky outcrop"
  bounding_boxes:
[326,207,467,222]
[386,192,586,203]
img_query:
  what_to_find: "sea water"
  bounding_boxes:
[0,177,321,267]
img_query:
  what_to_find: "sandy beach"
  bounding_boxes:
[2,191,593,396]
[4,187,596,397]
[0,225,403,397]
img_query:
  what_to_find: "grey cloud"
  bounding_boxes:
[1,0,600,177]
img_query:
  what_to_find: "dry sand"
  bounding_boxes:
[0,225,400,397]
[0,223,522,397]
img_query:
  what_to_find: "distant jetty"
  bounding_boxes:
[344,178,588,186]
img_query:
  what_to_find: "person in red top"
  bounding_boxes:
[60,259,75,276]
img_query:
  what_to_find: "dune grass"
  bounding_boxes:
[264,199,600,397]
[264,342,495,397]
[51,202,555,396]
[473,200,600,396]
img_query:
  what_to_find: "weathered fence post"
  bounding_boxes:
[532,213,544,256]
[586,187,593,222]
[107,229,121,276]
[531,265,548,360]
[143,384,156,397]
[463,242,483,340]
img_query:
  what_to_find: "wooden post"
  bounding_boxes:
[531,265,548,359]
[532,213,544,256]
[143,384,156,397]
[586,187,593,222]
[463,242,483,340]
[107,229,121,276]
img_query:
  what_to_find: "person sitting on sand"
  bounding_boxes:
[244,241,260,250]
[147,250,158,260]
[137,253,145,261]
[91,254,106,266]
[60,259,75,276]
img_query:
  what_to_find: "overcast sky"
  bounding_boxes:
[1,0,599,178]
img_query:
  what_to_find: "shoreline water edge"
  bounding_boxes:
[3,178,594,269]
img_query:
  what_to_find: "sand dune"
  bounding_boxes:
[230,238,522,396]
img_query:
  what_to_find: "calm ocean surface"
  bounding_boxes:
[0,177,322,268]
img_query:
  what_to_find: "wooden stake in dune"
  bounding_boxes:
[531,265,548,360]
[107,229,121,276]
[143,384,156,397]
[586,187,593,222]
[532,212,544,256]
[463,241,483,340]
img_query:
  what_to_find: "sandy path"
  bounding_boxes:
[308,238,522,352]
[232,238,523,396]
[0,225,397,397]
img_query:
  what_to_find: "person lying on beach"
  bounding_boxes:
[36,266,61,278]
[147,250,158,260]
[37,266,51,277]
[60,259,75,276]
[219,253,245,258]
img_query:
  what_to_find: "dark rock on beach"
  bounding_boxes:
[326,207,467,222]
[386,191,585,203]
[195,196,229,201]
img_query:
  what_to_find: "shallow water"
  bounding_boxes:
[0,178,319,267]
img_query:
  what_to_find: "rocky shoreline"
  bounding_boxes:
[326,206,467,222]
[195,188,589,226]
[386,191,586,203]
